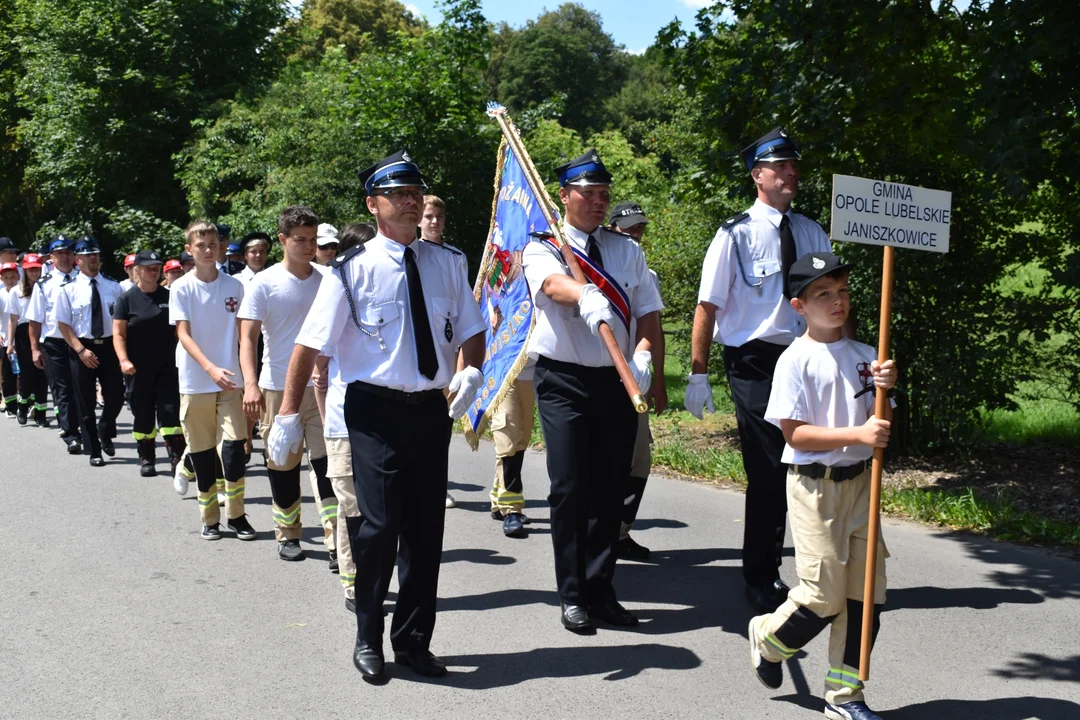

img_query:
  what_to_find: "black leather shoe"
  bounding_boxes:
[345,596,356,614]
[100,436,115,457]
[560,603,595,635]
[589,600,639,627]
[745,582,785,613]
[353,640,386,683]
[393,649,448,677]
[503,512,527,538]
[89,456,105,467]
[67,438,83,455]
[615,535,651,561]
[774,578,791,603]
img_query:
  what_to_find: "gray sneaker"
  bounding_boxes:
[278,539,305,561]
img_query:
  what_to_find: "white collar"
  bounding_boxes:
[751,198,792,229]
[370,233,417,264]
[560,222,599,251]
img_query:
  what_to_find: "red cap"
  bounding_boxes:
[0,262,18,273]
[22,253,44,269]
[163,259,182,272]
[124,253,137,268]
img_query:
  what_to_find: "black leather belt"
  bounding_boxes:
[80,337,107,345]
[352,381,444,406]
[791,459,869,482]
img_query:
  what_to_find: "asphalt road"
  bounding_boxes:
[4,411,1079,719]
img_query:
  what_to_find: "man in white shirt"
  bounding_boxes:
[26,235,81,450]
[522,150,664,634]
[240,206,337,564]
[268,150,486,683]
[54,237,126,466]
[169,221,256,542]
[686,127,834,613]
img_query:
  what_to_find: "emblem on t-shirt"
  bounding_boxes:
[854,361,874,399]
[224,296,239,313]
[444,319,453,343]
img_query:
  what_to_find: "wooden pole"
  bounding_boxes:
[859,244,895,681]
[487,104,648,413]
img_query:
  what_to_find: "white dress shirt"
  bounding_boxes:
[24,267,80,339]
[523,222,663,367]
[296,233,486,392]
[697,198,832,348]
[53,272,124,339]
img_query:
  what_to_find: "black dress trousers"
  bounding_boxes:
[534,356,637,608]
[68,339,125,456]
[343,383,452,652]
[723,339,789,588]
[43,336,78,439]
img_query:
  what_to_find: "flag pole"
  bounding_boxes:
[486,103,647,414]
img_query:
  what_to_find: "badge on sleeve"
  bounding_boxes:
[444,319,453,343]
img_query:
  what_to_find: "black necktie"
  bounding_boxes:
[404,246,438,380]
[587,234,604,268]
[90,277,104,338]
[779,215,797,299]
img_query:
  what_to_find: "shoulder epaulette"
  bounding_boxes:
[603,227,636,240]
[423,240,463,256]
[721,212,750,230]
[37,274,52,286]
[329,243,364,269]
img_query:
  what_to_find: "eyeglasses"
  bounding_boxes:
[376,188,425,202]
[321,243,339,251]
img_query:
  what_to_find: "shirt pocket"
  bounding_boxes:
[356,300,399,352]
[431,296,458,346]
[744,258,782,301]
[609,271,640,306]
[70,297,92,327]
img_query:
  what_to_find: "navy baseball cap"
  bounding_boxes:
[0,237,17,253]
[133,249,164,266]
[74,236,102,255]
[359,150,428,196]
[179,251,194,264]
[788,252,854,300]
[215,223,231,238]
[556,149,612,187]
[740,127,801,172]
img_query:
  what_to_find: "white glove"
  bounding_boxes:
[577,284,615,337]
[267,413,303,467]
[447,366,485,420]
[684,373,715,420]
[630,350,652,393]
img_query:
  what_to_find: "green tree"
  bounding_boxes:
[287,0,424,62]
[487,3,630,138]
[657,0,1079,447]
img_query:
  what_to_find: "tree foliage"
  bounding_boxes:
[286,0,424,62]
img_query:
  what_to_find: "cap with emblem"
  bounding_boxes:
[163,259,182,273]
[317,223,339,247]
[556,149,612,187]
[242,231,271,248]
[608,202,648,229]
[74,236,101,255]
[179,251,194,264]
[787,252,853,299]
[0,261,18,273]
[123,253,137,268]
[359,150,428,196]
[21,253,44,269]
[226,243,243,255]
[0,237,18,253]
[215,223,231,239]
[133,249,164,266]
[740,127,802,172]
[49,235,75,253]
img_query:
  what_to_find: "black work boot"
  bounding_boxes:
[163,434,187,475]
[137,438,158,477]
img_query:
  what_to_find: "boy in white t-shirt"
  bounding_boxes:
[751,252,897,720]
[169,221,256,542]
[239,205,337,564]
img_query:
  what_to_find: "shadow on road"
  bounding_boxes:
[441,548,516,565]
[437,643,702,688]
[774,694,1080,719]
[885,585,1043,611]
[993,653,1080,683]
[632,518,690,531]
[942,531,1080,601]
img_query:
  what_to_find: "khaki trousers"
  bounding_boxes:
[752,468,888,706]
[327,436,357,599]
[489,379,535,515]
[261,388,335,545]
[181,390,247,525]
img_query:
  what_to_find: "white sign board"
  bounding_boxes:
[830,174,951,253]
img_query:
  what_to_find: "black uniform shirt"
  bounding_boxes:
[114,285,175,364]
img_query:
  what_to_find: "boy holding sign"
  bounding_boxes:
[750,252,897,720]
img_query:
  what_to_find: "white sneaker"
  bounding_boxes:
[445,492,457,509]
[174,463,192,496]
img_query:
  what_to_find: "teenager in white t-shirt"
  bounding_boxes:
[239,205,336,564]
[169,220,255,542]
[752,253,898,720]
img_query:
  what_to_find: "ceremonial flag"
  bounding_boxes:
[463,138,559,447]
